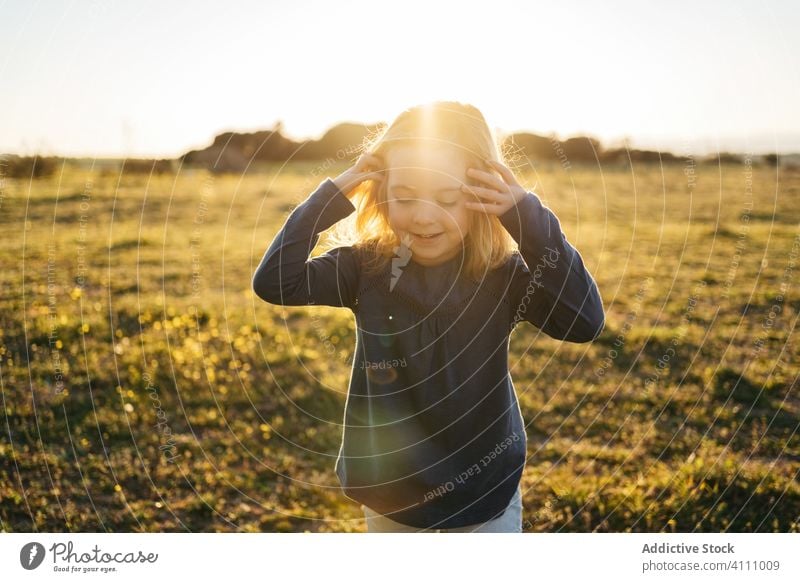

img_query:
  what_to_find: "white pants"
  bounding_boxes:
[362,486,523,533]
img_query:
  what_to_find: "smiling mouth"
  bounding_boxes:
[412,232,443,241]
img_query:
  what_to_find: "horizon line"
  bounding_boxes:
[3,125,800,160]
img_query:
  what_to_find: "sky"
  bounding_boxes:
[1,0,799,158]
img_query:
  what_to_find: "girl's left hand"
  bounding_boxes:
[462,159,528,215]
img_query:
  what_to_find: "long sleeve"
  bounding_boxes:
[252,178,361,309]
[499,191,605,342]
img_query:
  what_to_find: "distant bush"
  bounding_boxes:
[0,154,62,178]
[693,152,745,165]
[501,133,558,161]
[120,158,175,174]
[501,134,686,166]
[561,136,602,161]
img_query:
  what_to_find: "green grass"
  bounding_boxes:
[1,160,798,532]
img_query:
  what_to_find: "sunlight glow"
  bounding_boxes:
[0,0,798,156]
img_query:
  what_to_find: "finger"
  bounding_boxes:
[358,161,385,178]
[485,159,520,186]
[467,167,508,192]
[461,184,505,203]
[465,201,504,215]
[366,164,386,177]
[365,153,385,170]
[355,153,380,172]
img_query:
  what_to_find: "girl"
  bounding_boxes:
[252,101,605,532]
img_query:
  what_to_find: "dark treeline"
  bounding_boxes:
[2,122,785,177]
[179,122,383,172]
[502,133,773,167]
[180,123,776,173]
[0,154,176,178]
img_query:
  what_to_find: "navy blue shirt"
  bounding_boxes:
[253,177,605,529]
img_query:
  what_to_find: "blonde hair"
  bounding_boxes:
[325,101,519,282]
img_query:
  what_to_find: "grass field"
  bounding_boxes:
[1,159,798,532]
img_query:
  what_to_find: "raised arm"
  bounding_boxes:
[252,178,360,309]
[498,191,605,342]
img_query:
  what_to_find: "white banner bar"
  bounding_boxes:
[1,533,798,581]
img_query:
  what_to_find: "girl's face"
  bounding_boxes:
[384,145,473,267]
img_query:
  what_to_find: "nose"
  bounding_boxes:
[412,200,439,226]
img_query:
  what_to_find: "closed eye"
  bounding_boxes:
[392,198,459,207]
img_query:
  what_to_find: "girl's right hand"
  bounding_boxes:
[332,153,385,199]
